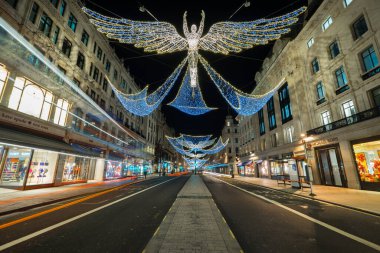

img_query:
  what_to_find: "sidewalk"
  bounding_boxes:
[209,173,380,215]
[0,174,158,215]
[144,175,242,253]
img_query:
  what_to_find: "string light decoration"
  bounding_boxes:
[168,67,216,115]
[83,6,306,116]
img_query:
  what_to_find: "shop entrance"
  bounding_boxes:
[316,145,346,187]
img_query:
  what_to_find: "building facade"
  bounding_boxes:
[0,0,171,189]
[237,0,380,191]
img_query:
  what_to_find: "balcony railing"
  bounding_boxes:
[307,106,380,136]
[362,66,380,81]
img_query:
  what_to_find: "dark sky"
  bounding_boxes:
[86,0,307,136]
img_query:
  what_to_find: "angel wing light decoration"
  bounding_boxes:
[82,6,306,116]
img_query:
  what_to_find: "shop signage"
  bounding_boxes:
[0,110,65,137]
[281,152,293,159]
[309,137,338,148]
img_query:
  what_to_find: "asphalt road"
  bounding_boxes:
[202,175,380,253]
[0,176,189,253]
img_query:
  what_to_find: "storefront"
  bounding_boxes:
[104,160,123,179]
[352,139,380,191]
[314,144,347,187]
[0,146,32,187]
[27,149,58,186]
[257,160,270,178]
[238,160,256,176]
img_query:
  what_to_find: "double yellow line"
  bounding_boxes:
[0,179,145,230]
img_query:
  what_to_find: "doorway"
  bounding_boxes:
[316,145,347,187]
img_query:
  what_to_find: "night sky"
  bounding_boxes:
[86,0,307,136]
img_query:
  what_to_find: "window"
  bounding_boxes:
[53,99,69,126]
[97,47,103,60]
[0,66,9,97]
[258,109,265,136]
[76,52,85,70]
[111,90,115,98]
[93,67,99,82]
[307,38,314,48]
[352,16,368,39]
[102,79,108,92]
[284,126,294,144]
[267,97,276,130]
[59,0,66,16]
[114,69,118,80]
[68,13,78,32]
[235,147,239,154]
[329,41,340,59]
[270,133,278,147]
[278,83,292,123]
[235,138,238,143]
[81,30,89,46]
[105,60,111,72]
[51,25,60,45]
[342,100,356,118]
[100,99,105,109]
[312,58,320,73]
[227,121,230,127]
[61,37,72,58]
[343,0,353,7]
[322,16,333,31]
[316,81,325,100]
[321,111,331,127]
[361,46,379,72]
[234,128,237,133]
[73,78,80,86]
[93,42,97,53]
[335,66,348,88]
[5,0,18,8]
[8,77,53,121]
[227,128,230,133]
[372,87,380,107]
[38,12,53,37]
[49,0,58,8]
[29,2,39,24]
[90,90,96,100]
[228,147,231,154]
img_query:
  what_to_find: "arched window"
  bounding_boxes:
[0,65,8,97]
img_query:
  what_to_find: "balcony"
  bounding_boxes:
[307,106,380,136]
[362,66,380,81]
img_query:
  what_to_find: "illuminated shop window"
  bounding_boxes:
[54,98,69,126]
[0,66,9,97]
[8,77,52,120]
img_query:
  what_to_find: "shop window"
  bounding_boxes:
[76,52,85,70]
[311,58,320,74]
[67,13,78,33]
[8,78,53,120]
[0,66,9,97]
[38,12,53,37]
[258,108,265,136]
[105,160,123,179]
[316,81,325,100]
[0,147,31,186]
[51,25,60,45]
[342,100,356,118]
[353,140,380,185]
[29,2,39,24]
[361,46,379,73]
[27,150,58,185]
[278,83,293,123]
[322,16,333,31]
[307,37,314,48]
[335,66,348,88]
[81,30,89,46]
[59,0,66,16]
[61,37,72,58]
[267,97,276,130]
[53,98,69,126]
[352,15,368,40]
[62,155,91,182]
[343,0,353,7]
[5,0,18,8]
[329,40,340,59]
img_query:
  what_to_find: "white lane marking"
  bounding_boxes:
[0,177,179,251]
[211,176,380,251]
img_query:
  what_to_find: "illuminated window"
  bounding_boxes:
[9,78,53,120]
[342,100,356,118]
[322,16,333,31]
[39,12,52,37]
[344,0,353,7]
[321,111,331,125]
[67,13,78,33]
[0,66,9,97]
[307,38,314,48]
[361,46,379,72]
[54,98,69,126]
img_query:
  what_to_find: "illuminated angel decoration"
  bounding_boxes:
[83,6,306,116]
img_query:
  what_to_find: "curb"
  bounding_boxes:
[0,177,158,217]
[223,176,380,217]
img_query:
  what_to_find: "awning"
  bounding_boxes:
[241,160,253,166]
[0,126,101,157]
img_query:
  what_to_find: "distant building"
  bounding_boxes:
[237,0,380,191]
